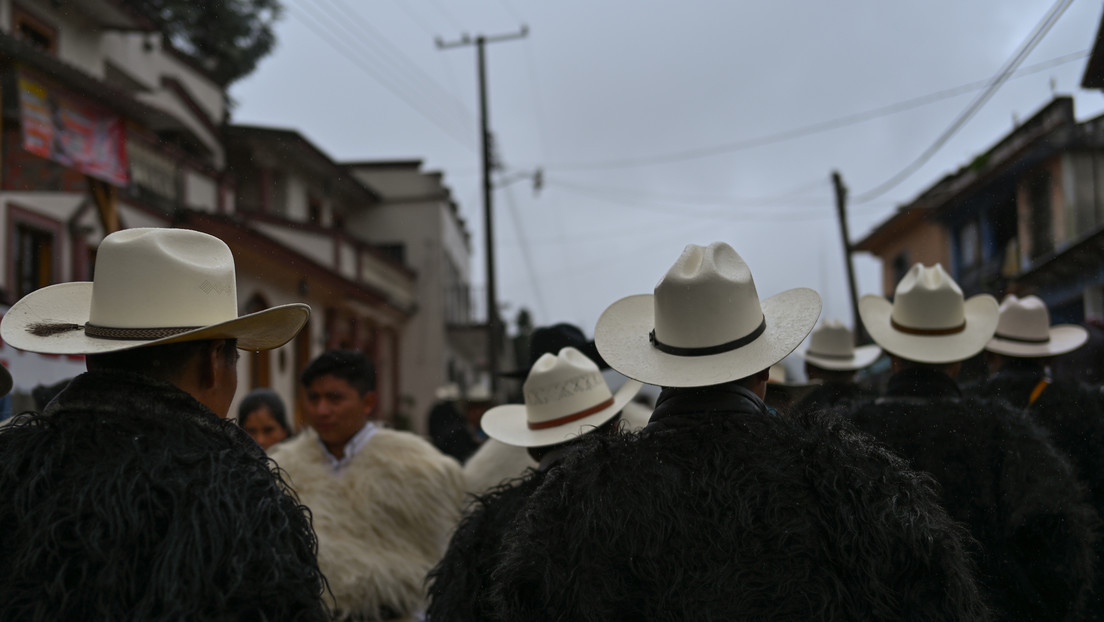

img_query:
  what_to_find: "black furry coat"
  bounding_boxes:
[0,370,329,622]
[847,367,1099,622]
[425,467,547,621]
[980,362,1104,618]
[490,382,991,621]
[789,380,873,417]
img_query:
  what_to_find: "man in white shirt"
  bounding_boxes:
[270,350,465,621]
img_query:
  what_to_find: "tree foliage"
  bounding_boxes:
[123,0,283,86]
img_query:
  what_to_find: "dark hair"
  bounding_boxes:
[300,350,375,395]
[86,339,239,381]
[238,388,291,434]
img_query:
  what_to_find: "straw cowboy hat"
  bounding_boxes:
[481,346,642,447]
[986,294,1088,358]
[1,228,310,355]
[801,320,882,371]
[594,241,821,388]
[859,263,998,365]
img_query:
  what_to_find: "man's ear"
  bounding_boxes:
[202,340,234,389]
[360,390,378,418]
[754,368,771,383]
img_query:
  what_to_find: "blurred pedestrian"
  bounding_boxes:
[270,349,466,621]
[427,346,641,621]
[980,294,1104,615]
[0,227,327,621]
[847,265,1097,621]
[790,319,881,416]
[238,387,292,451]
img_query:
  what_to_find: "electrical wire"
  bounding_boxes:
[315,0,476,132]
[853,0,1074,203]
[288,2,477,151]
[543,48,1087,172]
[501,183,550,319]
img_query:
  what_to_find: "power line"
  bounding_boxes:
[854,0,1074,202]
[501,183,550,318]
[288,2,477,150]
[318,0,476,130]
[543,48,1087,172]
[428,0,467,32]
[547,178,895,223]
[546,176,893,213]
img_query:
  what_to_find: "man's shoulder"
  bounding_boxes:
[363,428,463,474]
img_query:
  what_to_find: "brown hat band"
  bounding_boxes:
[85,323,201,341]
[528,397,614,430]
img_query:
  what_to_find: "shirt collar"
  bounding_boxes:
[318,421,379,474]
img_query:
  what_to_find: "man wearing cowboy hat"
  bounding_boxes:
[790,319,881,416]
[847,264,1097,622]
[0,227,328,620]
[464,322,653,494]
[979,294,1104,614]
[426,346,642,622]
[270,349,466,622]
[492,242,991,621]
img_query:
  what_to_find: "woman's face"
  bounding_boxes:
[242,405,289,450]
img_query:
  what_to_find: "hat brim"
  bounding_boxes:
[594,288,821,388]
[802,344,882,371]
[1,282,309,355]
[480,379,643,447]
[986,324,1089,358]
[860,293,998,364]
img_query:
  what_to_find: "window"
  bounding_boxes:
[891,251,910,288]
[1027,170,1053,260]
[12,4,57,54]
[958,221,980,268]
[15,223,54,297]
[308,196,322,224]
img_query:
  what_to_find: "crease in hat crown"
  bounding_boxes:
[522,348,612,426]
[653,241,764,349]
[890,264,965,330]
[995,295,1051,342]
[807,320,856,357]
[89,228,239,329]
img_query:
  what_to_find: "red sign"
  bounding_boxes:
[18,75,129,186]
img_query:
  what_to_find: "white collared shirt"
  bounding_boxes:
[318,421,378,475]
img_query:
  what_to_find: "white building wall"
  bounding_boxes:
[183,170,219,212]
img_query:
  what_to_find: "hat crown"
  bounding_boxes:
[88,228,239,328]
[653,242,764,349]
[522,347,613,427]
[890,264,965,330]
[996,295,1052,341]
[807,320,856,357]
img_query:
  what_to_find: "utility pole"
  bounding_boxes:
[437,26,528,394]
[832,171,867,345]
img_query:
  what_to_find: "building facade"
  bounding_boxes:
[855,97,1104,324]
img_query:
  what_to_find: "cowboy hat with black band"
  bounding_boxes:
[986,294,1088,358]
[1,228,309,355]
[594,241,821,388]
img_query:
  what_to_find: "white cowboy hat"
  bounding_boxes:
[1,228,310,355]
[859,263,998,365]
[801,319,882,371]
[594,242,821,388]
[480,346,642,448]
[985,294,1088,358]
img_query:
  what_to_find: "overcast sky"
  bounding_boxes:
[231,0,1104,350]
